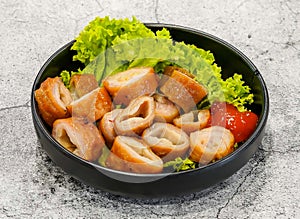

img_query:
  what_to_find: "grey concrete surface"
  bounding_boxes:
[0,0,299,218]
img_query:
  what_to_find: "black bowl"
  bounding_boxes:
[31,24,269,198]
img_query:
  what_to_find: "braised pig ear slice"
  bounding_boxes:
[34,77,72,126]
[142,123,190,162]
[105,136,163,174]
[69,74,98,100]
[153,94,179,123]
[114,96,155,136]
[103,67,158,106]
[163,66,195,79]
[189,126,235,164]
[173,109,210,135]
[99,108,123,147]
[67,87,112,122]
[159,68,207,112]
[52,118,105,162]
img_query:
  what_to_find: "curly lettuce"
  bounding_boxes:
[67,16,254,112]
[222,74,254,112]
[71,16,156,66]
[60,70,71,88]
[59,69,83,89]
[164,157,197,172]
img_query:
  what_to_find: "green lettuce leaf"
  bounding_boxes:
[98,147,111,167]
[60,70,71,88]
[164,157,197,172]
[222,74,254,111]
[70,16,254,112]
[71,16,153,65]
[59,69,83,88]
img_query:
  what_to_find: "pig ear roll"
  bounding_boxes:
[142,123,190,162]
[52,118,105,162]
[114,96,155,136]
[69,74,99,100]
[67,87,112,122]
[103,67,158,106]
[159,68,207,112]
[163,66,195,79]
[105,136,163,174]
[189,126,235,164]
[173,109,210,135]
[153,94,179,123]
[99,108,123,147]
[34,77,73,126]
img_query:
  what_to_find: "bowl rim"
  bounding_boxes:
[31,23,269,179]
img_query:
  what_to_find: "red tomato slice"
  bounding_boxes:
[208,102,258,143]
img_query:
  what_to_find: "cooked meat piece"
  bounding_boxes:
[142,123,190,162]
[105,136,163,174]
[189,126,235,164]
[153,94,179,123]
[52,117,105,161]
[34,77,72,126]
[103,67,158,105]
[99,108,123,147]
[159,68,207,112]
[114,96,155,136]
[67,87,112,122]
[163,66,195,79]
[69,74,98,99]
[173,109,210,135]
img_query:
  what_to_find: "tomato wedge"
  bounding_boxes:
[208,102,259,143]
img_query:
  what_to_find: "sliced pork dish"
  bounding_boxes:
[34,17,260,174]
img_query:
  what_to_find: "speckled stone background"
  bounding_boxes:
[0,0,299,218]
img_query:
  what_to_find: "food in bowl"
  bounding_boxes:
[34,16,259,174]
